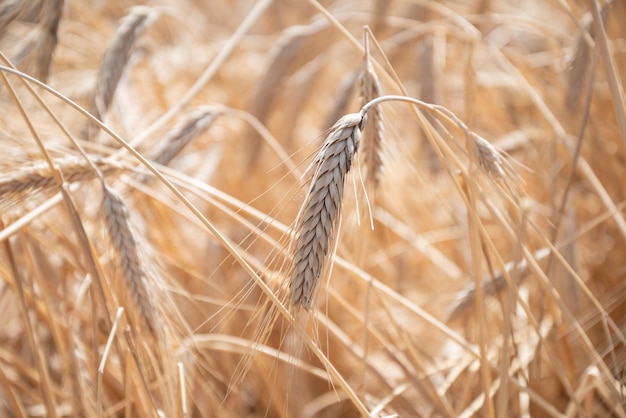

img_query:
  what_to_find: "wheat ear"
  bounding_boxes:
[359,32,384,188]
[289,112,366,311]
[472,134,506,180]
[151,108,218,166]
[90,7,157,123]
[8,0,63,81]
[0,157,116,206]
[102,185,156,332]
[447,247,552,320]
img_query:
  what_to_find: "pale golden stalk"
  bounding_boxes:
[289,112,366,310]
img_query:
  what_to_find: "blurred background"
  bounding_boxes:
[0,0,625,416]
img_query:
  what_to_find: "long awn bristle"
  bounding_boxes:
[289,112,366,311]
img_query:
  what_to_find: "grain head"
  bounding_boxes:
[151,107,218,167]
[90,6,158,125]
[0,157,116,209]
[102,184,157,333]
[359,37,385,189]
[289,112,366,311]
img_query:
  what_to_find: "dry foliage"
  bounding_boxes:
[0,0,625,417]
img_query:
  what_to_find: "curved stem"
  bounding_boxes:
[360,94,430,116]
[360,94,469,137]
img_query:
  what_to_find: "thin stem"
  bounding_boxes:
[360,94,468,137]
[360,94,431,116]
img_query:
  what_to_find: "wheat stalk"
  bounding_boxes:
[102,184,156,333]
[360,94,518,185]
[289,112,366,310]
[90,7,158,124]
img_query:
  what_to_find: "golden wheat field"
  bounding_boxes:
[0,0,625,417]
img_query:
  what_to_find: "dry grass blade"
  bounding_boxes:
[1,219,59,418]
[129,0,273,149]
[360,32,385,189]
[150,107,218,167]
[289,112,365,311]
[90,6,158,125]
[0,157,117,208]
[102,184,157,333]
